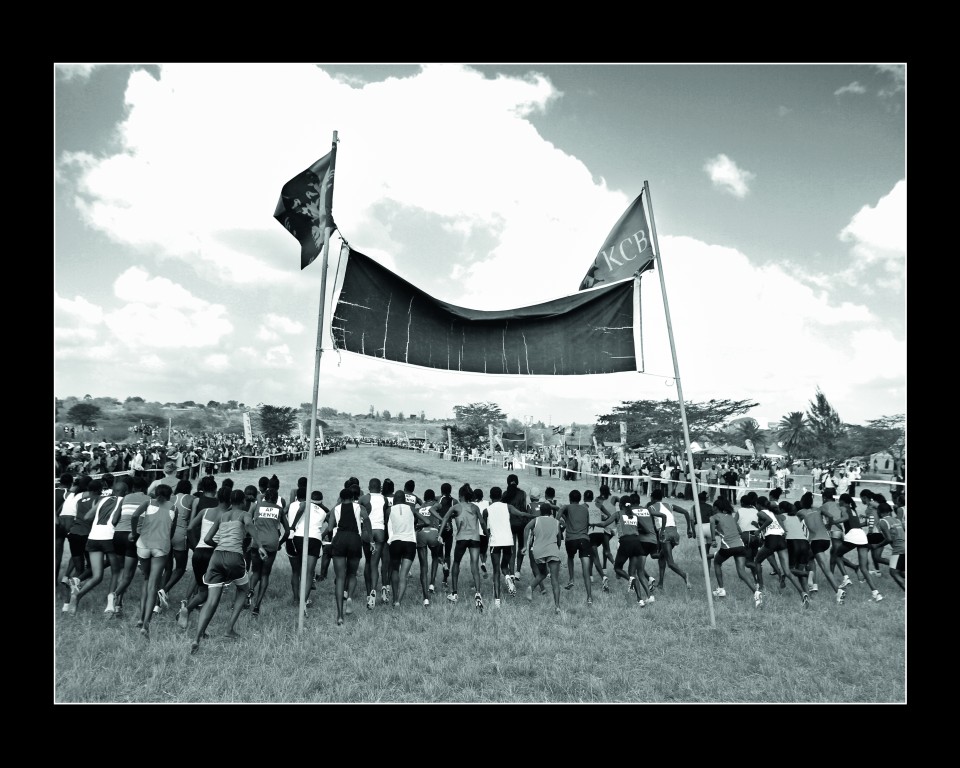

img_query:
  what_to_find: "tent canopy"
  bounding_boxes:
[722,444,753,456]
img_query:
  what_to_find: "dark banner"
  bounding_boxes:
[332,248,636,375]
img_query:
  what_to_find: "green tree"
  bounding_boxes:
[125,396,145,404]
[733,418,765,455]
[381,409,392,421]
[258,405,297,438]
[777,411,814,458]
[67,402,103,429]
[806,387,845,459]
[593,398,758,453]
[451,402,507,449]
[207,400,221,409]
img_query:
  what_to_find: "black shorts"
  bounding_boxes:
[759,534,787,553]
[589,532,606,548]
[293,536,322,559]
[453,539,480,563]
[251,548,278,574]
[331,531,362,558]
[85,538,114,555]
[714,545,748,564]
[564,538,591,559]
[389,540,416,565]
[867,532,885,546]
[614,536,646,566]
[511,523,527,539]
[810,539,830,554]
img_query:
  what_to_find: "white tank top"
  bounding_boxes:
[89,496,121,541]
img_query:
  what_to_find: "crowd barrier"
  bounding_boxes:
[56,441,905,502]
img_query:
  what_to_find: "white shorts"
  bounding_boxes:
[843,528,868,546]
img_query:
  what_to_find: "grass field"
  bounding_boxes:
[54,446,906,704]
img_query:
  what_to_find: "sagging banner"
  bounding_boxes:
[332,248,636,375]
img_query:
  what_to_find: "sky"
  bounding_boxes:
[54,63,906,430]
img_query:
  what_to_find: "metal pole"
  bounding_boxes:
[644,180,716,628]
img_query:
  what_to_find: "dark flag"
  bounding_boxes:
[579,193,654,290]
[274,151,337,269]
[552,426,565,434]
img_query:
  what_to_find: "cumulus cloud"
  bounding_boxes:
[834,81,867,97]
[703,154,755,198]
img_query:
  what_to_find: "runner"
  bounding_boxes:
[177,483,227,628]
[69,480,126,614]
[436,483,486,612]
[413,488,444,606]
[523,499,563,613]
[755,495,810,608]
[245,487,290,617]
[709,496,762,606]
[110,475,150,618]
[558,489,595,604]
[473,487,490,580]
[795,491,845,604]
[610,496,656,606]
[386,489,417,606]
[503,473,532,587]
[330,486,368,624]
[875,501,904,591]
[289,489,329,612]
[585,488,615,592]
[159,479,194,606]
[129,483,177,637]
[484,486,518,607]
[436,482,456,590]
[190,494,252,654]
[648,489,692,592]
[833,493,884,602]
[358,478,389,610]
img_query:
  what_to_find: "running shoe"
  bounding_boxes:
[494,598,501,608]
[344,597,354,615]
[839,575,853,589]
[637,599,646,607]
[809,584,819,593]
[646,595,655,604]
[112,605,123,618]
[648,577,657,589]
[507,580,517,596]
[428,585,436,596]
[836,588,846,605]
[801,593,810,609]
[153,605,161,615]
[712,587,726,598]
[158,589,169,610]
[423,598,430,607]
[447,593,458,603]
[754,590,764,609]
[870,569,883,577]
[871,591,884,602]
[104,593,115,614]
[563,581,575,590]
[475,593,483,613]
[602,576,610,593]
[252,607,260,618]
[381,586,390,604]
[367,591,376,610]
[481,564,489,579]
[69,577,81,596]
[627,576,636,594]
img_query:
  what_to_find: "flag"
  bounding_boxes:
[274,150,337,270]
[579,193,654,290]
[242,412,253,444]
[552,426,564,434]
[333,248,636,375]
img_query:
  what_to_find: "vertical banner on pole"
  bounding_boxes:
[620,421,627,446]
[243,412,253,444]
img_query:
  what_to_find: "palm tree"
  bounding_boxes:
[777,411,814,457]
[734,419,766,456]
